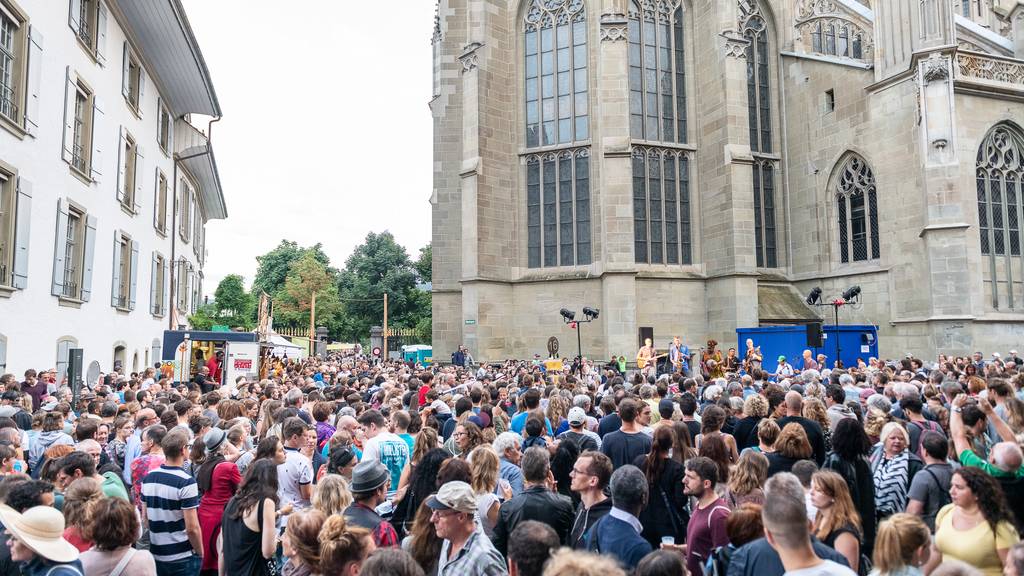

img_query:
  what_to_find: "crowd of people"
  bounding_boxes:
[0,347,1023,576]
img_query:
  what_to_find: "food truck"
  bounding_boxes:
[161,330,260,385]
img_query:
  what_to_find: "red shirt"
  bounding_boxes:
[685,498,731,576]
[206,357,220,383]
[418,384,431,407]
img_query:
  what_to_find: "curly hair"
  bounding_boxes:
[802,398,830,432]
[728,449,768,497]
[743,394,769,418]
[954,467,1016,534]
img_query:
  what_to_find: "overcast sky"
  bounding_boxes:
[180,1,436,294]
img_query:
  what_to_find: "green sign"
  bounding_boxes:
[465,319,477,325]
[211,325,231,332]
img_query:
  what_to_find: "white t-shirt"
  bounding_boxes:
[278,447,313,515]
[785,559,857,576]
[361,431,410,495]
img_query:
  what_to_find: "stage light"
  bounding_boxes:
[806,287,822,306]
[842,286,861,301]
[560,308,576,323]
[583,307,600,320]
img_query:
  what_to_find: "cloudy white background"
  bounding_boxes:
[180,1,436,293]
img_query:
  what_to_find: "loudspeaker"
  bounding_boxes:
[638,327,654,349]
[67,348,84,398]
[806,322,823,348]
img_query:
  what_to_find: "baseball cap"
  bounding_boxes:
[567,407,586,426]
[426,481,477,514]
[778,355,787,362]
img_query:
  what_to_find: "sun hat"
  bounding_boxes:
[0,505,79,563]
[203,428,227,454]
[426,481,477,514]
[567,407,587,426]
[350,460,389,493]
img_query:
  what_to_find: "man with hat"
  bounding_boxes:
[557,407,600,452]
[428,481,507,576]
[344,460,399,548]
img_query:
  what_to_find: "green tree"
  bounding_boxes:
[414,243,432,284]
[252,240,334,298]
[188,303,217,331]
[213,274,254,329]
[337,232,426,342]
[274,252,342,330]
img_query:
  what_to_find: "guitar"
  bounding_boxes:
[637,353,668,369]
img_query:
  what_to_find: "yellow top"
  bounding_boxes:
[934,504,1019,576]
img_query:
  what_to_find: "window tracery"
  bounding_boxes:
[978,124,1024,309]
[627,0,686,143]
[834,155,880,263]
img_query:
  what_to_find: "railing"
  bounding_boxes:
[71,143,87,174]
[115,293,128,309]
[76,3,92,47]
[0,261,8,287]
[61,279,78,299]
[955,51,1024,90]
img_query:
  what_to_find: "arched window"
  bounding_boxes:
[977,124,1024,309]
[742,0,778,268]
[524,0,591,268]
[834,155,879,263]
[633,147,692,264]
[628,0,686,143]
[524,0,588,148]
[56,336,78,383]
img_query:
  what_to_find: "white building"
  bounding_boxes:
[0,0,226,377]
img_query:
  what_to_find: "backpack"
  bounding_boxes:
[908,420,944,460]
[923,467,952,510]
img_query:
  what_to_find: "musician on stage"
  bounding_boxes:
[637,338,657,379]
[669,336,690,376]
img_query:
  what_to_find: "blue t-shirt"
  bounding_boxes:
[510,412,553,435]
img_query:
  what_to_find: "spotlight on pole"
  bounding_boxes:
[583,307,600,320]
[806,287,822,306]
[841,285,861,301]
[560,308,577,323]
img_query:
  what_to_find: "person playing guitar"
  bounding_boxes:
[636,338,663,379]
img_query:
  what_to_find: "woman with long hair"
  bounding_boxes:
[870,513,930,576]
[398,427,440,493]
[452,422,484,459]
[469,446,502,537]
[928,467,1020,576]
[767,423,813,476]
[699,433,733,485]
[724,449,768,508]
[550,439,581,506]
[404,501,443,575]
[804,397,833,452]
[634,425,687,549]
[319,515,375,576]
[825,417,877,557]
[812,470,863,573]
[62,477,103,552]
[696,405,740,463]
[390,448,450,540]
[312,474,353,517]
[670,421,697,465]
[281,509,325,576]
[220,459,279,576]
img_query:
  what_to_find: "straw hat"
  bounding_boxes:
[0,505,79,563]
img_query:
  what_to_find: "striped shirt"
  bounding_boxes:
[141,464,199,562]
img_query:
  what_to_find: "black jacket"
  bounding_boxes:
[492,486,575,557]
[570,497,613,549]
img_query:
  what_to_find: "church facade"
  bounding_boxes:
[430,0,1024,363]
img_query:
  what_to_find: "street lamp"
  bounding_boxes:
[559,306,598,370]
[804,285,863,369]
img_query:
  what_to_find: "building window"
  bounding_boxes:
[192,272,202,314]
[118,129,138,211]
[192,194,202,259]
[71,84,89,173]
[835,154,879,263]
[157,100,171,153]
[526,148,591,268]
[154,170,167,234]
[113,233,130,309]
[742,1,779,268]
[523,0,588,148]
[179,178,192,242]
[628,0,686,143]
[0,169,12,286]
[55,337,77,383]
[121,43,143,113]
[0,4,23,123]
[63,209,81,298]
[978,124,1024,309]
[69,0,107,60]
[176,259,189,311]
[151,252,166,316]
[0,333,6,372]
[632,147,692,264]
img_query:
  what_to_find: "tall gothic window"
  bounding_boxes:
[524,0,590,268]
[525,0,588,148]
[742,0,777,268]
[978,124,1024,309]
[835,155,879,263]
[633,147,692,264]
[628,0,686,143]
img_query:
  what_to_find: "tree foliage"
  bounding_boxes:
[414,243,432,284]
[252,240,333,298]
[274,252,342,330]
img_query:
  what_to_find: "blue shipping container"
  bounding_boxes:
[735,324,879,372]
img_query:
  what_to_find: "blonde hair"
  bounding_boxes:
[872,513,931,575]
[812,470,862,540]
[728,449,768,497]
[412,427,438,465]
[879,421,909,446]
[319,515,373,575]
[63,477,103,531]
[743,395,768,418]
[470,446,500,495]
[802,398,830,431]
[312,474,353,517]
[864,408,892,440]
[542,548,627,576]
[757,418,781,447]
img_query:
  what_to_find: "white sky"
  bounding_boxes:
[180,1,436,295]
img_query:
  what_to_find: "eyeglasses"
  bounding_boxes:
[570,467,590,476]
[453,432,467,438]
